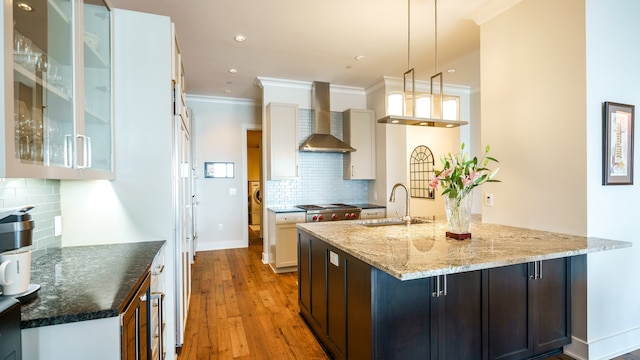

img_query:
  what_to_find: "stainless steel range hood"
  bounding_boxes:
[299,81,356,153]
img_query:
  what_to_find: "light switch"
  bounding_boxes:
[229,188,237,195]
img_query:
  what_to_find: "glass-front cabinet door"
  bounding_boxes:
[3,0,113,178]
[82,0,112,172]
[13,0,74,170]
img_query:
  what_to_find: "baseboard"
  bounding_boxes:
[196,239,247,251]
[564,327,640,360]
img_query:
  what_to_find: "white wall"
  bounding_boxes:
[479,0,640,358]
[583,0,640,358]
[187,96,261,251]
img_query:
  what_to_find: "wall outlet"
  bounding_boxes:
[54,216,62,237]
[229,188,237,195]
[373,192,378,201]
[217,224,223,231]
[484,193,494,207]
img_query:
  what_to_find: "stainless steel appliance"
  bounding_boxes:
[297,204,361,222]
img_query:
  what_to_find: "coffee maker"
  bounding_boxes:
[0,206,39,302]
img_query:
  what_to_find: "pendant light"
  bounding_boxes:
[378,0,468,128]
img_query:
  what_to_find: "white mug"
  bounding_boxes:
[0,249,31,295]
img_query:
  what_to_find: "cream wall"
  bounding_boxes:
[187,96,261,251]
[480,0,587,235]
[479,0,640,358]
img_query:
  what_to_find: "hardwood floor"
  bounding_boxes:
[179,240,640,360]
[178,241,328,359]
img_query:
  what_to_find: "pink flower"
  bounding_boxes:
[439,167,453,179]
[461,175,474,187]
[429,176,440,189]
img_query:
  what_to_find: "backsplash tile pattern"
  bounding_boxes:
[0,178,62,259]
[266,109,369,207]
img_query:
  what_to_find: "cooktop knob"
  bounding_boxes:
[332,214,338,220]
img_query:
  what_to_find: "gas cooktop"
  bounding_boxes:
[296,204,362,222]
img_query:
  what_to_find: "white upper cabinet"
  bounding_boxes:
[1,0,113,179]
[267,102,298,180]
[343,108,376,180]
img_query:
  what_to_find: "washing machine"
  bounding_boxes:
[249,181,261,226]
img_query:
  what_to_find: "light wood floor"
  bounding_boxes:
[178,239,640,360]
[178,241,328,359]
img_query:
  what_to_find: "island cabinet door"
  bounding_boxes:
[371,269,433,360]
[310,235,328,332]
[487,263,533,360]
[345,254,372,360]
[530,257,571,355]
[431,271,484,360]
[298,232,312,314]
[487,258,571,360]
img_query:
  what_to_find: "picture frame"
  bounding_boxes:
[602,101,634,185]
[204,162,235,178]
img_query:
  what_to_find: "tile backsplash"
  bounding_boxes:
[266,109,369,207]
[0,178,62,259]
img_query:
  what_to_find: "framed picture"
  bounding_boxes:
[204,162,235,178]
[602,101,634,185]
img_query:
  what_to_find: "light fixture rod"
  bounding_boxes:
[407,0,411,69]
[434,0,438,72]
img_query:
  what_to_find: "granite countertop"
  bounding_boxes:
[297,219,631,281]
[19,241,165,329]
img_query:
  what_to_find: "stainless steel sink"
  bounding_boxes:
[358,217,433,227]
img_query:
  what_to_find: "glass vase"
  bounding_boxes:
[444,194,473,235]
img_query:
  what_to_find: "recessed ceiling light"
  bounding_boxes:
[234,35,246,42]
[228,68,238,74]
[17,2,33,11]
[447,68,456,73]
[224,89,232,94]
[355,55,365,60]
[345,65,352,69]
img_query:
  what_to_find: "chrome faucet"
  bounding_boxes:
[389,183,411,224]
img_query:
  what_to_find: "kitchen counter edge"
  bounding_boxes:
[297,220,631,281]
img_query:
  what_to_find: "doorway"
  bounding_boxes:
[247,129,263,244]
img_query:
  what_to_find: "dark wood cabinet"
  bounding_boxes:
[432,271,484,359]
[121,272,151,360]
[298,229,571,360]
[488,258,571,360]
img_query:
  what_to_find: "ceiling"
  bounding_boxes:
[108,0,492,101]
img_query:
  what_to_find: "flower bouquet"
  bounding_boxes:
[429,143,500,239]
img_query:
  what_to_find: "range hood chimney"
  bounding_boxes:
[299,81,356,153]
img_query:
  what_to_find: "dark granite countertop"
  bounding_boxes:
[19,241,165,329]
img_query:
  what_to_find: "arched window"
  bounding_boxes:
[410,145,435,199]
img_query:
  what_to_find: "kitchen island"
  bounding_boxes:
[18,241,166,359]
[297,219,630,360]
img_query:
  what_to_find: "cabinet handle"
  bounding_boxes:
[351,165,354,177]
[529,261,543,280]
[76,134,91,169]
[153,265,165,275]
[538,261,543,279]
[432,275,447,297]
[64,134,73,168]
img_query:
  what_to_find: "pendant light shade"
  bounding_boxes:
[378,0,468,128]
